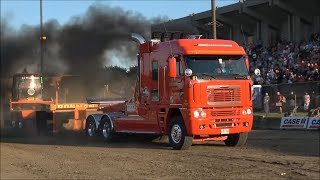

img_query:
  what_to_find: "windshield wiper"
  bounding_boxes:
[201,73,216,79]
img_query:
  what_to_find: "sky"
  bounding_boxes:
[1,0,237,29]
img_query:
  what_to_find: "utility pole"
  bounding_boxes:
[40,0,44,74]
[211,0,217,39]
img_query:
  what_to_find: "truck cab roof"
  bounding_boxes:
[141,39,246,56]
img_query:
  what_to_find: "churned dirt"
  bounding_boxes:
[1,130,319,180]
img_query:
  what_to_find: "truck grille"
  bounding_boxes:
[211,110,241,116]
[207,86,241,105]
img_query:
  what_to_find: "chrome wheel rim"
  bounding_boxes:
[171,124,182,144]
[87,123,95,137]
[102,122,110,139]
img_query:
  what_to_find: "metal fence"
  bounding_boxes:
[253,81,320,113]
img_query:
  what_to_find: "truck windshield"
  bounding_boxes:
[14,75,42,100]
[184,55,248,77]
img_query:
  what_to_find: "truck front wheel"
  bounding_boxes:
[224,132,248,146]
[168,116,193,150]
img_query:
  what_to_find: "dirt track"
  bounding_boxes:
[1,130,319,180]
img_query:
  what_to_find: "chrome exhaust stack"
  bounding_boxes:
[131,33,146,44]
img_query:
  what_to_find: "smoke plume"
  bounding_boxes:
[1,3,168,98]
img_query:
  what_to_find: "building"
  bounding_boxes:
[152,0,320,46]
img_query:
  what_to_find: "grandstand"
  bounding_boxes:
[151,0,319,46]
[151,0,320,111]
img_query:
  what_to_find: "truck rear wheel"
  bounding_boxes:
[224,132,248,146]
[85,116,97,137]
[168,116,193,150]
[100,117,113,142]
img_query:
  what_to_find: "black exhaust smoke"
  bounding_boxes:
[1,4,168,99]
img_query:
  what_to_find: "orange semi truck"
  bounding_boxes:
[85,33,253,150]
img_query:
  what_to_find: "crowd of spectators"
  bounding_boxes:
[247,33,320,85]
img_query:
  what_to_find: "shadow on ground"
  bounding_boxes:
[0,130,172,150]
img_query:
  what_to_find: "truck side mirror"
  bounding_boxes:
[245,56,249,70]
[168,57,177,78]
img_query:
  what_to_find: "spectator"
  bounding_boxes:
[288,91,295,113]
[247,33,320,85]
[263,93,270,114]
[282,93,287,112]
[276,91,284,114]
[303,92,311,112]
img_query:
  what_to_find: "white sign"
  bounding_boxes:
[280,117,308,129]
[307,117,320,129]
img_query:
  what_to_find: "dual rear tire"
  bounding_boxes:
[85,116,97,138]
[85,116,113,142]
[100,117,113,142]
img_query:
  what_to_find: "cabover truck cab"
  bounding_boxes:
[85,33,253,150]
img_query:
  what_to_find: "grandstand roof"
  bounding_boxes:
[152,0,320,45]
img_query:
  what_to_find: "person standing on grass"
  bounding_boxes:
[263,93,270,114]
[276,91,284,114]
[304,92,311,112]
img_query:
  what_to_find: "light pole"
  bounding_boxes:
[40,0,46,75]
[211,0,217,39]
[40,0,43,74]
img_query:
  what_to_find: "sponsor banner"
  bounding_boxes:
[280,117,308,129]
[307,117,320,129]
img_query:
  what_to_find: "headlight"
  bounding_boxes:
[246,108,252,115]
[27,88,35,96]
[242,110,247,115]
[201,111,207,118]
[194,111,200,118]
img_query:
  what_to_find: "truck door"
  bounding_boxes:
[168,57,185,104]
